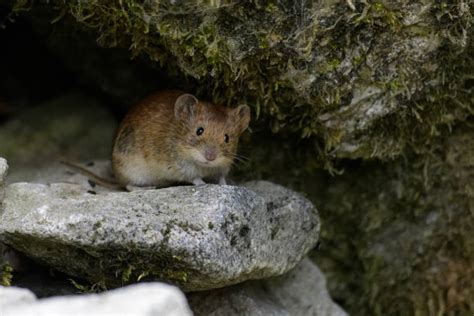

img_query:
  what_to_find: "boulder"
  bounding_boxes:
[0,180,319,291]
[0,94,116,184]
[188,258,347,316]
[0,283,192,316]
[310,124,474,314]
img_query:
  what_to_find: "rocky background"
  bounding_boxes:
[0,0,473,315]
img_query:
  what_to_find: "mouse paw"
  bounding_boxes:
[192,178,206,186]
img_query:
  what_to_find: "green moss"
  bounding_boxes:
[7,0,473,164]
[1,230,201,292]
[121,264,134,283]
[307,123,474,315]
[1,263,13,286]
[233,120,474,315]
[69,278,107,293]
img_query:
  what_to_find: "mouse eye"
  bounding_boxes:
[224,134,229,143]
[196,127,204,136]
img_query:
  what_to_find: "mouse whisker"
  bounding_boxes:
[230,155,250,165]
[232,154,249,162]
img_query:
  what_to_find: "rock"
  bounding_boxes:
[0,157,7,201]
[0,283,192,316]
[0,286,37,308]
[20,159,118,194]
[13,1,472,160]
[0,94,116,184]
[1,244,30,272]
[0,158,11,285]
[0,180,319,291]
[309,124,474,314]
[10,266,78,298]
[0,157,7,182]
[188,258,347,316]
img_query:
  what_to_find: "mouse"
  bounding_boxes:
[64,90,250,191]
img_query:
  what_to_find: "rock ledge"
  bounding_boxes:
[0,181,319,291]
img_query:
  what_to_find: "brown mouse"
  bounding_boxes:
[64,90,250,191]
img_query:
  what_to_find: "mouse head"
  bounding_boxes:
[174,93,250,169]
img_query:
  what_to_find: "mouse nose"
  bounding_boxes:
[204,147,217,161]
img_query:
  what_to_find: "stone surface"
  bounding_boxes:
[0,157,7,182]
[188,258,347,316]
[0,157,7,201]
[0,180,319,291]
[0,158,10,285]
[0,283,192,316]
[14,159,117,194]
[0,94,116,184]
[0,286,37,308]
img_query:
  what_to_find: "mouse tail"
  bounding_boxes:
[60,160,124,191]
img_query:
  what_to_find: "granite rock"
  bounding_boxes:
[0,180,319,291]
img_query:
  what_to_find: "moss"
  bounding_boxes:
[0,230,203,292]
[69,278,107,293]
[307,122,474,315]
[232,119,474,315]
[102,249,193,289]
[1,0,473,313]
[6,0,473,163]
[1,263,13,286]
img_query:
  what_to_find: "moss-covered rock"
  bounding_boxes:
[301,122,473,315]
[229,119,474,315]
[7,0,473,161]
[1,1,473,315]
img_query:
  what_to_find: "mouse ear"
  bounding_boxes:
[233,104,251,134]
[175,94,198,121]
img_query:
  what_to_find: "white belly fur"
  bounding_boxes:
[119,155,225,186]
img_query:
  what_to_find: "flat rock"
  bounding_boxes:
[188,258,347,316]
[0,283,192,316]
[0,181,319,291]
